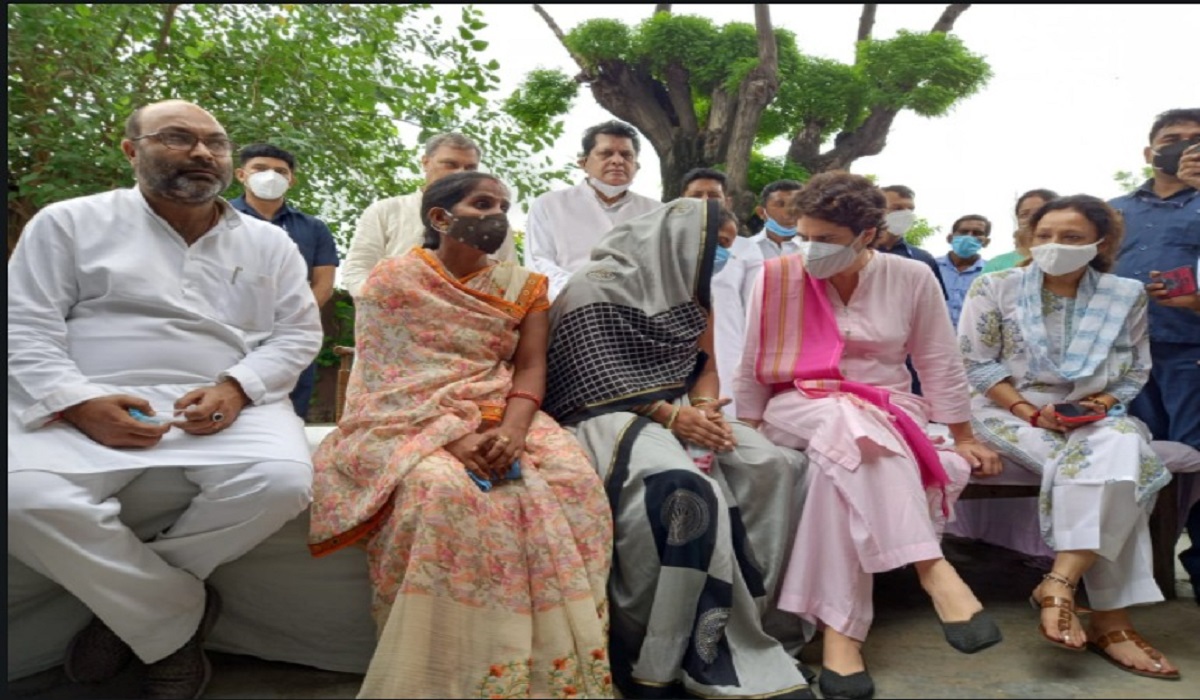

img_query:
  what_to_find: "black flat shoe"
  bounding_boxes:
[941,609,1003,654]
[818,668,874,700]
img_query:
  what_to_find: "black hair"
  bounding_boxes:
[1014,189,1058,216]
[716,206,738,231]
[682,167,728,191]
[760,179,803,204]
[1148,108,1200,143]
[420,171,504,250]
[881,184,915,200]
[790,172,886,232]
[238,143,296,171]
[581,120,641,157]
[951,214,992,236]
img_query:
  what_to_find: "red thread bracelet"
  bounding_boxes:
[506,391,542,409]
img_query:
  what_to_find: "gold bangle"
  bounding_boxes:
[665,405,682,431]
[690,396,718,406]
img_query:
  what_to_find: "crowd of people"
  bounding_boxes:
[7,99,1198,700]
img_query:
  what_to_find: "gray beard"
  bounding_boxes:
[140,170,229,204]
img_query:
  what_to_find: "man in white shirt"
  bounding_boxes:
[681,168,756,418]
[524,120,661,298]
[7,100,322,700]
[741,179,805,302]
[341,133,516,297]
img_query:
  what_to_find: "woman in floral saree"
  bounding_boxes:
[959,194,1179,680]
[309,172,613,698]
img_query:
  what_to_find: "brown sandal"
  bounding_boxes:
[1087,629,1181,681]
[1029,572,1085,652]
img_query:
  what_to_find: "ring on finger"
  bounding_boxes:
[211,412,225,423]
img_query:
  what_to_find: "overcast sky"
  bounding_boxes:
[441,3,1196,258]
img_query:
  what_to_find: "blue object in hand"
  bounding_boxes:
[128,408,173,425]
[468,460,522,492]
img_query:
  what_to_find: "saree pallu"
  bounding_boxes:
[309,249,613,698]
[547,200,810,698]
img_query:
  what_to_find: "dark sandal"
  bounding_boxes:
[1029,572,1085,652]
[1087,629,1181,681]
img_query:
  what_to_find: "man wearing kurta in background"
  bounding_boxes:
[341,132,517,298]
[7,100,322,700]
[524,120,661,299]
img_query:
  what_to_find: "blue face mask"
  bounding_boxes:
[951,234,984,258]
[764,217,797,239]
[713,245,731,274]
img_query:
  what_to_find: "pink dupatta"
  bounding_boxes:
[755,255,950,513]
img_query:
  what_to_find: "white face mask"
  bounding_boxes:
[884,209,916,236]
[1030,242,1100,276]
[246,170,290,200]
[798,240,862,279]
[587,177,630,199]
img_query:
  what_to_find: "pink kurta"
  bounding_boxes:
[735,252,974,640]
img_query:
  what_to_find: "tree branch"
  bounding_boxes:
[856,4,877,42]
[664,64,698,134]
[154,4,180,60]
[532,4,592,77]
[931,3,970,33]
[654,3,672,14]
[724,4,780,215]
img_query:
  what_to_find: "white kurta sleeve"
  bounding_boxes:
[342,199,389,298]
[734,272,773,422]
[8,209,114,427]
[219,244,323,405]
[524,197,574,299]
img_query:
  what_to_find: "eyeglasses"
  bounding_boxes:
[131,131,237,156]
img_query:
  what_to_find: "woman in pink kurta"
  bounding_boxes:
[734,172,1004,700]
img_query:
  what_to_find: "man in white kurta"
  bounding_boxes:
[7,100,322,699]
[341,133,516,298]
[739,179,806,303]
[524,120,661,299]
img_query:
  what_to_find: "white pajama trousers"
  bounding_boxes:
[8,461,312,664]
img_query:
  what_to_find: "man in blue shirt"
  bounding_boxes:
[231,143,339,420]
[1110,108,1200,602]
[937,214,991,329]
[875,185,947,298]
[873,185,947,397]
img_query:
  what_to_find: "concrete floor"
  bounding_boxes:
[10,537,1198,699]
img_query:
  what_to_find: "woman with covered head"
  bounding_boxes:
[308,171,614,697]
[735,172,1004,700]
[958,194,1178,680]
[544,198,813,699]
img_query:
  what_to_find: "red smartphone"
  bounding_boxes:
[1053,403,1105,425]
[1158,265,1197,299]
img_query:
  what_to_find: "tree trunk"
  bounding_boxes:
[722,4,779,222]
[7,191,36,260]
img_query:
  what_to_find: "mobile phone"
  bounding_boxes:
[468,460,521,492]
[128,408,176,425]
[1158,265,1197,299]
[1053,403,1105,425]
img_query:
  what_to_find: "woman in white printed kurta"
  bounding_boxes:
[957,195,1178,679]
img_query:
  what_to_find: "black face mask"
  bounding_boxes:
[1152,137,1200,177]
[440,212,509,255]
